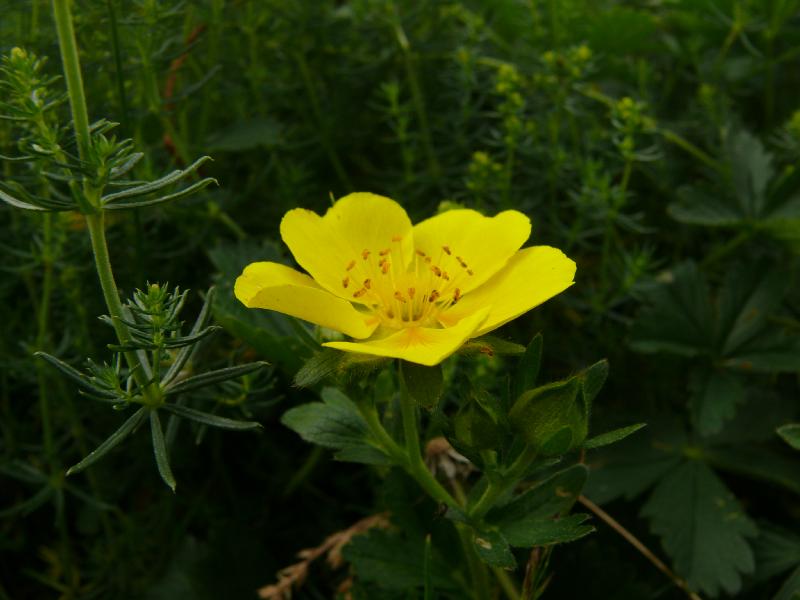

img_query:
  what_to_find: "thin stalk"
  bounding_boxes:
[700,229,752,268]
[659,129,724,174]
[35,214,56,465]
[493,567,521,600]
[468,445,538,519]
[578,495,702,600]
[105,0,130,134]
[85,212,150,386]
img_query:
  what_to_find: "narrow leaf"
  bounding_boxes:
[150,410,176,492]
[100,155,212,202]
[164,361,267,396]
[162,403,261,431]
[66,407,147,475]
[103,176,217,209]
[512,333,543,401]
[35,352,117,399]
[777,424,800,450]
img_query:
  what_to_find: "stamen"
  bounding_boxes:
[431,266,442,277]
[394,291,406,303]
[362,249,371,260]
[407,287,416,299]
[342,277,350,288]
[363,278,372,290]
[453,288,461,303]
[429,290,440,302]
[456,256,468,268]
[346,260,356,271]
[391,235,402,242]
[424,256,432,264]
[442,245,451,255]
[442,271,450,281]
[467,269,474,276]
[379,248,391,256]
[353,288,367,298]
[380,259,390,274]
[416,250,426,257]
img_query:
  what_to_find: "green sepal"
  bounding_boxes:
[400,361,443,409]
[777,424,800,450]
[460,335,526,357]
[293,348,389,388]
[583,423,646,449]
[453,390,504,450]
[512,333,543,402]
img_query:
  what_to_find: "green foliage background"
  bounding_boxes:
[1,0,799,598]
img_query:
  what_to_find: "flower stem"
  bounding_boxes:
[468,445,538,520]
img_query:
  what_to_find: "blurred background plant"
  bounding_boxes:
[1,0,799,599]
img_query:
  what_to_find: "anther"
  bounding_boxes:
[424,256,432,263]
[392,235,402,242]
[380,259,390,274]
[408,287,416,299]
[353,288,367,298]
[379,248,391,256]
[416,250,427,257]
[442,271,450,280]
[346,260,356,271]
[363,278,371,289]
[453,288,461,303]
[429,290,440,302]
[467,269,474,276]
[442,245,451,255]
[394,291,407,303]
[342,277,350,288]
[456,256,468,268]
[362,249,371,260]
[431,266,442,277]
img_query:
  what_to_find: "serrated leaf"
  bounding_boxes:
[702,445,800,495]
[281,387,388,464]
[688,368,746,436]
[473,528,516,568]
[641,460,757,597]
[487,465,592,547]
[584,419,686,504]
[584,423,646,449]
[342,528,459,590]
[630,262,714,357]
[66,407,147,475]
[778,424,800,450]
[753,525,800,581]
[161,403,261,431]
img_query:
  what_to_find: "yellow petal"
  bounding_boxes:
[439,246,575,336]
[280,192,413,303]
[323,307,491,366]
[412,209,531,294]
[234,262,379,339]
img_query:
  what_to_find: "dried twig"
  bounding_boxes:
[257,512,390,599]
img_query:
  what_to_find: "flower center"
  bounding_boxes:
[340,235,474,328]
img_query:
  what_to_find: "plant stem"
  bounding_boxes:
[52,0,91,162]
[493,567,521,600]
[468,445,538,519]
[36,214,56,465]
[457,522,492,600]
[659,129,724,174]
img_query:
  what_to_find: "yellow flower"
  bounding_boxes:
[235,193,576,366]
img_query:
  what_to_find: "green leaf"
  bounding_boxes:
[163,362,267,396]
[281,388,389,464]
[778,424,800,450]
[753,525,800,581]
[423,535,433,600]
[161,403,262,431]
[487,465,593,547]
[103,176,218,209]
[150,410,177,492]
[584,419,686,504]
[400,361,443,409]
[472,528,516,568]
[688,369,746,436]
[342,528,459,590]
[512,333,543,402]
[578,359,609,406]
[66,407,147,475]
[630,262,714,357]
[584,423,646,449]
[641,460,757,596]
[702,445,800,495]
[100,155,212,203]
[35,352,118,400]
[667,188,743,226]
